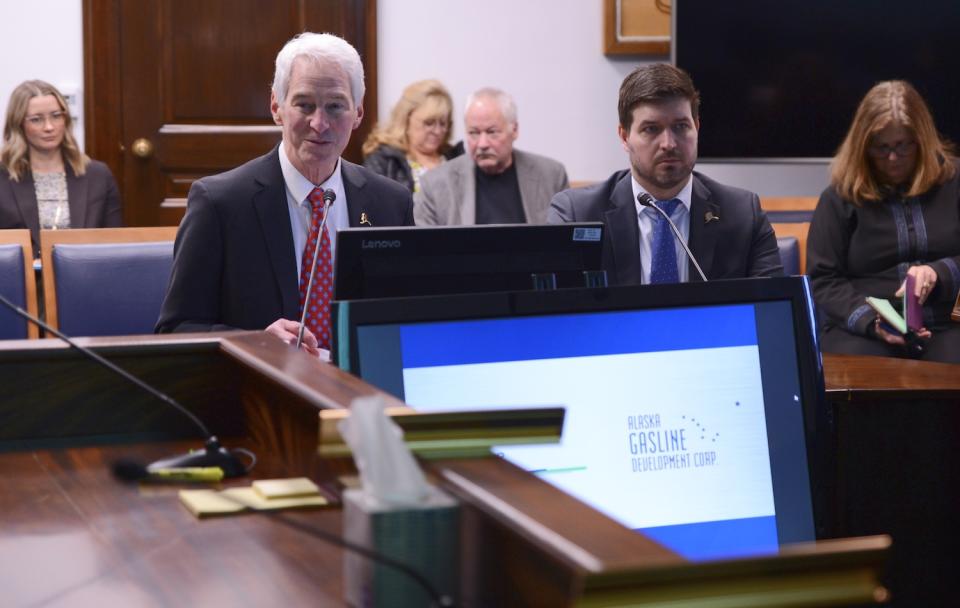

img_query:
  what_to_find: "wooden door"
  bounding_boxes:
[83,0,376,227]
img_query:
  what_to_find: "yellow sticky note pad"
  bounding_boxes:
[179,486,328,519]
[179,489,246,518]
[222,487,328,510]
[252,477,321,499]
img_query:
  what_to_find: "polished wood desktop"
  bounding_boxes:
[0,334,891,606]
[3,440,349,606]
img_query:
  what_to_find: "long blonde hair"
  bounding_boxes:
[362,79,453,157]
[831,80,955,204]
[1,80,88,182]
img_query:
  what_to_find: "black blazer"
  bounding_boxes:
[547,170,783,285]
[363,143,464,192]
[0,160,122,256]
[156,147,414,333]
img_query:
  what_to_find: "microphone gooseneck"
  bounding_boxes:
[297,188,336,350]
[0,291,253,478]
[637,193,708,282]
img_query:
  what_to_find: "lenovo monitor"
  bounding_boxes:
[333,223,604,300]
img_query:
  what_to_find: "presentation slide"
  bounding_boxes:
[396,305,780,560]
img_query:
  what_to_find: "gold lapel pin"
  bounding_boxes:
[704,211,719,224]
[360,212,372,226]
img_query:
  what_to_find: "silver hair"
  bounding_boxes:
[272,32,365,107]
[465,87,517,124]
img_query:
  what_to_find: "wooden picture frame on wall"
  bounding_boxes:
[604,0,671,56]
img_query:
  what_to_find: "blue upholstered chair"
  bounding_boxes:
[40,227,178,337]
[763,196,816,275]
[0,229,39,339]
[777,236,801,276]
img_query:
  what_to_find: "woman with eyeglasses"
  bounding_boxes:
[362,79,461,193]
[0,80,122,257]
[807,80,960,363]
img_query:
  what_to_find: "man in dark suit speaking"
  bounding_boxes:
[157,33,413,354]
[548,64,781,285]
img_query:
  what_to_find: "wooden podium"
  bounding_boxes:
[0,333,889,606]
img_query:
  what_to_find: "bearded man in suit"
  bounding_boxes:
[157,33,413,355]
[548,64,782,285]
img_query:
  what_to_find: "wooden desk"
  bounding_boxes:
[823,353,960,607]
[2,440,347,606]
[0,334,890,606]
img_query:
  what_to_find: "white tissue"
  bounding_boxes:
[339,394,431,507]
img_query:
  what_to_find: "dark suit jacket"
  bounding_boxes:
[0,160,122,257]
[547,170,783,285]
[156,147,414,333]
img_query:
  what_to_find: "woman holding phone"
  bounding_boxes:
[807,80,960,363]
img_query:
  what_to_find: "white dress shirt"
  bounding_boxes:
[632,175,693,284]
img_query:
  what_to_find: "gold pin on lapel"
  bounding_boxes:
[704,211,720,224]
[360,212,372,226]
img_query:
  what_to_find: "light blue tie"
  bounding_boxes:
[649,198,681,284]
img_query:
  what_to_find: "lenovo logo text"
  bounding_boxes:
[361,239,402,249]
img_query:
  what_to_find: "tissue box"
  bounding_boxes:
[343,486,459,608]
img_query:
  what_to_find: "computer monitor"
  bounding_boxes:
[333,223,604,300]
[332,278,825,561]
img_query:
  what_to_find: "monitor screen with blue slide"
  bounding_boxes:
[333,278,825,561]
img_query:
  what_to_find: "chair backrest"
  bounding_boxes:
[761,197,816,275]
[777,236,801,276]
[0,229,38,339]
[40,227,178,337]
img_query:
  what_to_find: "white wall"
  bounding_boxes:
[377,0,828,196]
[0,1,85,150]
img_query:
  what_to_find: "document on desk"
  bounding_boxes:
[398,305,778,560]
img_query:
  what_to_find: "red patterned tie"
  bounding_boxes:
[298,187,333,349]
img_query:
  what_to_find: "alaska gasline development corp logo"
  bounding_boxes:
[626,412,722,473]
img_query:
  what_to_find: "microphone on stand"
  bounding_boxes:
[0,291,253,478]
[637,192,708,282]
[297,188,336,350]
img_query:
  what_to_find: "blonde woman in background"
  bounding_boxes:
[362,79,461,193]
[807,80,960,362]
[0,80,122,257]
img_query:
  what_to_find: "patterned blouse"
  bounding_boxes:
[407,159,430,193]
[34,172,70,229]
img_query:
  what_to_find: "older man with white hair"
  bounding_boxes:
[157,33,413,354]
[414,87,568,225]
